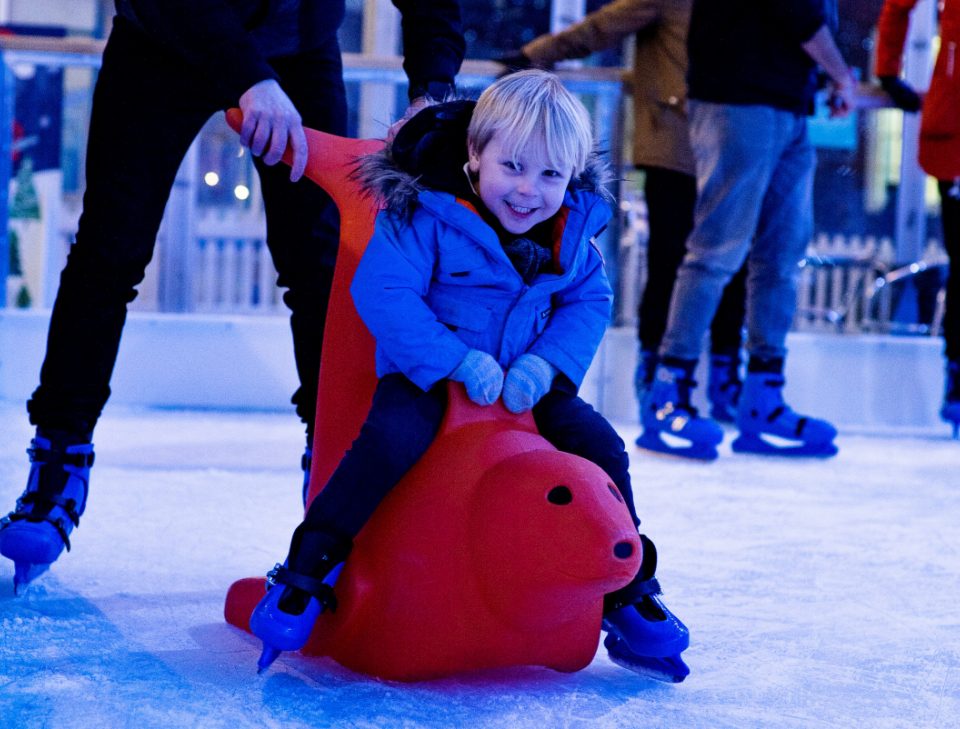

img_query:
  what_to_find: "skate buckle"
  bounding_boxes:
[265,563,283,587]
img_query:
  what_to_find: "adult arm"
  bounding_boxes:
[801,24,857,116]
[392,0,465,102]
[875,0,919,76]
[521,0,659,66]
[120,0,308,179]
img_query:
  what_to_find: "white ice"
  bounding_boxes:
[1,401,958,729]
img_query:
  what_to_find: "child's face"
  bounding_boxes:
[468,131,573,236]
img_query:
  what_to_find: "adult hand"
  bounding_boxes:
[386,96,431,143]
[826,69,858,118]
[878,75,922,113]
[449,349,504,406]
[502,354,556,414]
[238,79,308,182]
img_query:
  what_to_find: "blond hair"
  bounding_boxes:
[467,69,593,177]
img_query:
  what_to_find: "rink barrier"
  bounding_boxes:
[617,223,949,337]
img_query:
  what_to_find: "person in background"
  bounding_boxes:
[875,0,960,437]
[0,0,465,592]
[499,0,748,430]
[640,0,855,459]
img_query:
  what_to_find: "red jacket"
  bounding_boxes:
[876,0,960,179]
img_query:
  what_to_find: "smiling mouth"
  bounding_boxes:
[506,202,536,215]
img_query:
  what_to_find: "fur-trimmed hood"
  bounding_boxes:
[354,99,615,219]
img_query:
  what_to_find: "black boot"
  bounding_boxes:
[601,535,690,682]
[0,428,94,592]
[249,526,352,673]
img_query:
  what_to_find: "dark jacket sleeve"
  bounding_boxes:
[767,0,828,44]
[392,0,466,101]
[119,0,278,104]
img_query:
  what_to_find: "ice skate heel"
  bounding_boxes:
[636,360,723,460]
[0,431,94,593]
[732,358,837,457]
[940,360,960,439]
[250,529,351,673]
[707,350,742,423]
[601,535,690,683]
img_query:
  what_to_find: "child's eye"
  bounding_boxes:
[502,160,521,172]
[543,169,562,178]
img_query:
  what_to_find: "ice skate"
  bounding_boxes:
[941,360,960,439]
[636,360,723,460]
[249,529,351,673]
[0,431,94,593]
[732,360,837,457]
[707,350,742,423]
[602,535,690,683]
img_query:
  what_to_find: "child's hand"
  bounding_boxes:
[502,354,556,413]
[450,350,504,406]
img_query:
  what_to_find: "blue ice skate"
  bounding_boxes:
[604,634,690,683]
[602,535,690,683]
[732,369,838,457]
[636,361,723,460]
[941,360,960,439]
[707,351,742,423]
[250,561,344,672]
[0,432,94,593]
[250,529,350,673]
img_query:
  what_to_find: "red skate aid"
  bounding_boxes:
[222,114,641,681]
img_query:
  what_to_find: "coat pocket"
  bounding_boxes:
[429,295,493,333]
[435,243,490,281]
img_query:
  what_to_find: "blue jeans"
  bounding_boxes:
[660,101,814,362]
[302,373,639,540]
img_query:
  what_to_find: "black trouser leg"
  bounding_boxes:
[257,41,348,438]
[27,20,218,436]
[938,180,960,362]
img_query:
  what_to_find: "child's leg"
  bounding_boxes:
[292,373,447,563]
[251,374,447,670]
[532,383,639,528]
[533,384,690,682]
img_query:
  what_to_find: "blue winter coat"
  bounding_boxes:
[350,188,614,392]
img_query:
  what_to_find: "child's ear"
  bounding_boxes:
[467,145,480,173]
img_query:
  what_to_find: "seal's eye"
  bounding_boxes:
[547,485,572,505]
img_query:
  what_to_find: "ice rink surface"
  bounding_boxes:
[1,401,957,728]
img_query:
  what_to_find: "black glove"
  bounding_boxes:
[495,50,535,76]
[879,76,922,113]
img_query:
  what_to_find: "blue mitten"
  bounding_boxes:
[450,349,504,406]
[502,354,557,413]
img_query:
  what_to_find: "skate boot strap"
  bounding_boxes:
[27,445,95,469]
[605,576,663,612]
[267,564,338,612]
[1,492,81,550]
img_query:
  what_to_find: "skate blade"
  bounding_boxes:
[13,561,50,595]
[731,432,838,458]
[606,640,690,683]
[635,430,719,461]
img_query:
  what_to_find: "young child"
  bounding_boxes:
[251,70,690,681]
